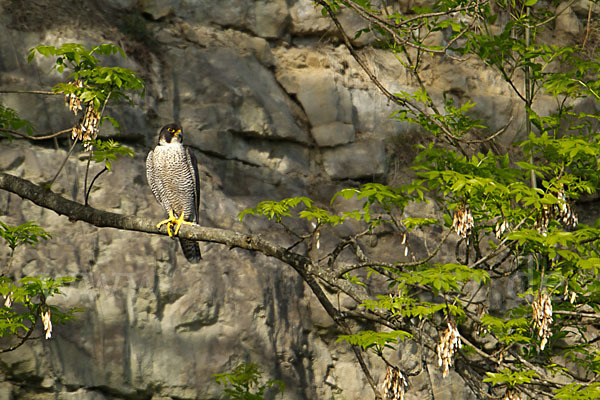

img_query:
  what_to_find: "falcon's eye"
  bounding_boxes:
[167,128,174,133]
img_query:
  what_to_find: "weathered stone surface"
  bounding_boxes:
[322,138,387,179]
[288,0,374,45]
[312,122,355,147]
[289,0,332,35]
[157,45,310,146]
[140,0,173,20]
[252,0,290,39]
[139,0,290,40]
[281,69,353,128]
[103,0,136,10]
[555,4,582,37]
[177,22,276,67]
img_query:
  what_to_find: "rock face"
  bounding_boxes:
[0,1,593,399]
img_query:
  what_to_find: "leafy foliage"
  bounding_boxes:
[239,1,600,398]
[20,43,145,196]
[553,383,600,400]
[213,362,285,400]
[483,369,539,387]
[0,42,144,354]
[0,221,51,252]
[0,221,81,351]
[28,43,144,110]
[337,330,412,352]
[0,104,35,139]
[0,275,80,334]
[88,139,134,170]
[0,275,81,342]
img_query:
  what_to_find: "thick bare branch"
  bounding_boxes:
[0,172,311,273]
[0,171,383,398]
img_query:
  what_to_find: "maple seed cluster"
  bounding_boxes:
[532,291,553,350]
[494,219,510,239]
[452,203,474,239]
[555,188,578,228]
[64,79,83,114]
[563,285,577,304]
[504,388,522,400]
[382,365,408,400]
[41,308,52,340]
[437,321,462,378]
[4,292,13,308]
[64,80,100,151]
[72,105,101,151]
[535,187,578,235]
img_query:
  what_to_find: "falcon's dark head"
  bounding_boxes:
[158,123,183,145]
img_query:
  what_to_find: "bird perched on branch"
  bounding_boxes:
[146,123,202,262]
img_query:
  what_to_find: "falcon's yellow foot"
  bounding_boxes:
[156,210,177,237]
[172,211,196,235]
[156,210,195,237]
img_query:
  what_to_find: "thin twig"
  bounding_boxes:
[0,127,71,141]
[0,320,36,353]
[0,89,56,95]
[336,229,452,276]
[318,1,491,149]
[48,138,79,189]
[554,310,600,319]
[456,114,514,144]
[83,151,93,204]
[85,166,108,207]
[582,1,593,49]
[344,0,485,30]
[82,90,112,201]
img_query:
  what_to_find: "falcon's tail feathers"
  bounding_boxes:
[179,238,202,263]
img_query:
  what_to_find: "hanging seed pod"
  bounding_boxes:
[476,304,488,335]
[532,291,553,350]
[437,321,462,378]
[554,186,578,228]
[4,292,13,308]
[64,79,84,114]
[452,203,474,239]
[72,102,100,151]
[534,205,552,236]
[315,228,321,249]
[536,185,578,233]
[41,308,52,339]
[382,365,408,400]
[503,388,522,400]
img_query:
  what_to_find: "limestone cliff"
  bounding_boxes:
[0,0,594,399]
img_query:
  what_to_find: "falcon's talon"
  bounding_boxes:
[156,210,178,237]
[156,210,195,237]
[173,211,195,236]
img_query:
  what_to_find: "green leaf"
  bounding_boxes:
[90,139,134,170]
[337,330,412,351]
[0,221,51,251]
[483,369,539,387]
[213,362,285,398]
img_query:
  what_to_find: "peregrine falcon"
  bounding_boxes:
[146,123,202,262]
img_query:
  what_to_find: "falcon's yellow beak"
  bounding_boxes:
[174,129,182,136]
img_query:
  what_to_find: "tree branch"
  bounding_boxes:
[0,172,309,268]
[0,171,383,398]
[0,127,71,141]
[0,89,57,95]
